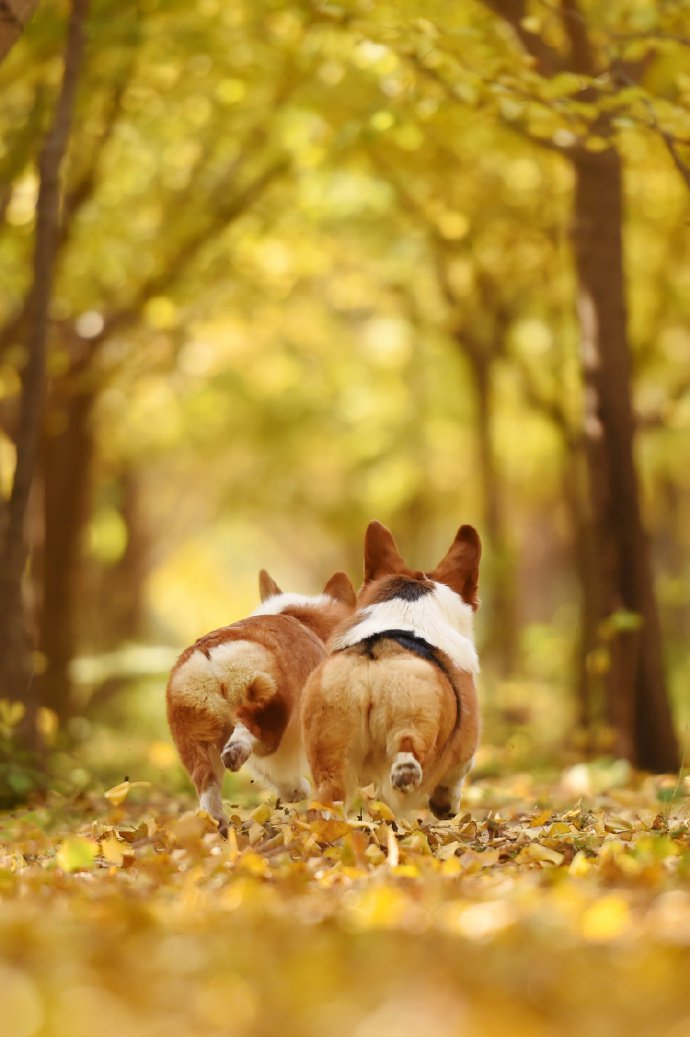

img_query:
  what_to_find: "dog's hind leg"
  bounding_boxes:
[308,743,349,806]
[221,721,257,772]
[181,736,229,836]
[429,756,474,820]
[301,665,361,808]
[167,701,231,835]
[166,654,235,835]
[303,721,351,806]
[198,751,227,835]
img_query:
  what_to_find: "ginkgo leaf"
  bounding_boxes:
[100,836,128,867]
[368,801,396,822]
[529,808,553,827]
[103,781,151,806]
[517,843,564,866]
[56,837,98,872]
[309,819,352,842]
[251,803,273,825]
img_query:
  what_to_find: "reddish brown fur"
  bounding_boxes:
[166,573,355,832]
[167,616,321,788]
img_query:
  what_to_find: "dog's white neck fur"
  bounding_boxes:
[252,592,332,617]
[333,581,479,674]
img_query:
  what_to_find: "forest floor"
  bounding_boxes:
[2,766,690,1037]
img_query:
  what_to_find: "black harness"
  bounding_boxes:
[336,627,462,727]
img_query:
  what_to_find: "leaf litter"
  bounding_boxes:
[1,769,690,1037]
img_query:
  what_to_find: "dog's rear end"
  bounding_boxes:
[167,570,355,834]
[301,522,481,818]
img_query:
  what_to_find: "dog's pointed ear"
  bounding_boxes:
[323,571,356,608]
[364,521,405,583]
[430,524,482,609]
[259,569,282,602]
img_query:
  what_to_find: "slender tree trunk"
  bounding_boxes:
[0,0,89,709]
[39,385,94,719]
[571,146,678,771]
[561,440,600,742]
[106,470,149,646]
[653,477,688,645]
[464,345,517,676]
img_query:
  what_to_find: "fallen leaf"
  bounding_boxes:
[56,837,98,872]
[103,780,151,806]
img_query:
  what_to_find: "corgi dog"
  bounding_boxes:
[166,569,356,835]
[300,521,481,819]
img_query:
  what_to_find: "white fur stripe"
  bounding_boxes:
[252,592,332,616]
[332,582,479,675]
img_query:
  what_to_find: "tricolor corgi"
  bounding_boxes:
[300,521,481,819]
[166,569,356,834]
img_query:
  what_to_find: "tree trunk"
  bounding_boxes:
[0,0,89,711]
[39,385,94,719]
[656,476,689,646]
[561,440,600,743]
[571,146,678,771]
[0,0,40,65]
[106,469,149,646]
[464,346,517,677]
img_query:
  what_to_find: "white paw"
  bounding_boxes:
[221,740,251,772]
[391,752,423,792]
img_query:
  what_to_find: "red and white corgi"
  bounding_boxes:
[300,521,481,819]
[166,569,356,834]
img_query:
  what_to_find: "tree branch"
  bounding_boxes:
[92,156,288,351]
[512,352,580,451]
[0,74,130,364]
[478,0,565,75]
[0,0,40,65]
[657,128,690,192]
[621,78,690,192]
[59,69,132,246]
[0,83,49,225]
[559,0,595,73]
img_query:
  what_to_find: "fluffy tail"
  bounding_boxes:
[390,751,423,792]
[389,734,424,793]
